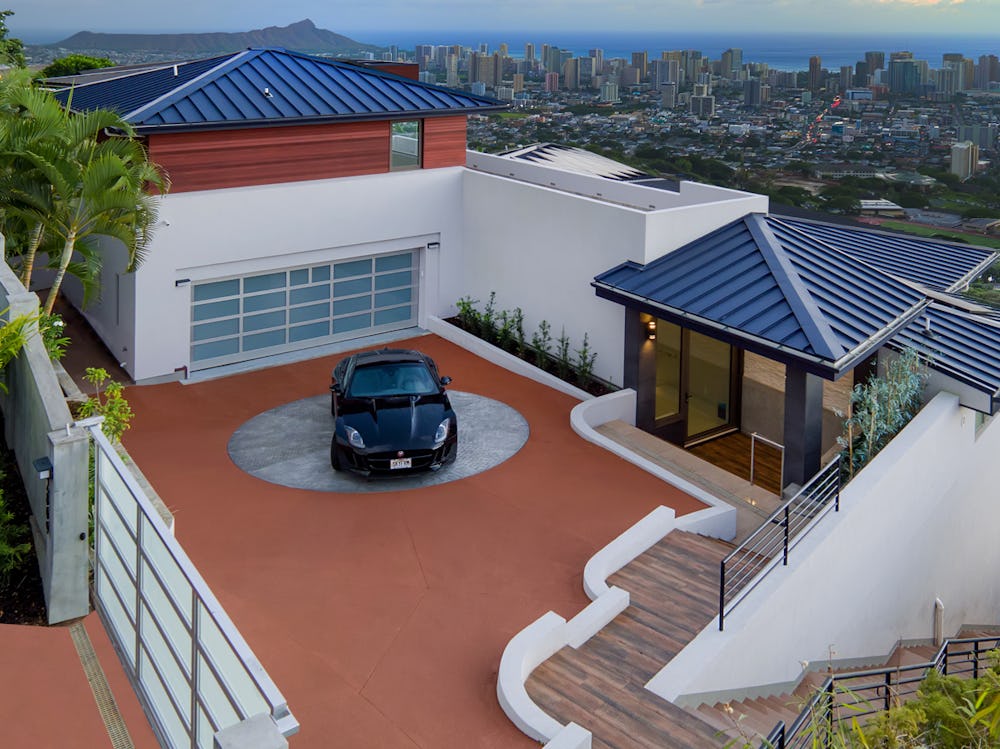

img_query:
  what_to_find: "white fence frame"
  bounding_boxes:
[85,419,297,747]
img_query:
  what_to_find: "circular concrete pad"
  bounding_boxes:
[227,391,529,493]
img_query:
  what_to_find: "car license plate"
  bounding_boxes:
[390,457,412,470]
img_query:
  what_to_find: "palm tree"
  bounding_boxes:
[0,74,168,313]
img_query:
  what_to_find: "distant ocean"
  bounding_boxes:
[356,30,1000,72]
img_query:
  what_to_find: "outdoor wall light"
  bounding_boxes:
[33,456,53,481]
[426,241,441,251]
[646,319,657,341]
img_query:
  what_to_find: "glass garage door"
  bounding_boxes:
[190,251,417,369]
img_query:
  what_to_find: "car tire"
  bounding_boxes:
[330,440,342,471]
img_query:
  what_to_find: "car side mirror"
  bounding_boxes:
[331,383,342,393]
[440,376,452,386]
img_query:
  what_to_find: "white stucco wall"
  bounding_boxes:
[83,153,767,383]
[457,167,766,386]
[113,168,465,381]
[647,392,1000,705]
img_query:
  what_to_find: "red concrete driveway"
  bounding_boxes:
[122,334,705,748]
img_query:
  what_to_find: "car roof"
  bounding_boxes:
[351,348,430,366]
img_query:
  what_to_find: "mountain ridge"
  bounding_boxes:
[44,19,381,55]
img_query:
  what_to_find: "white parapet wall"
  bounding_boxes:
[570,389,737,542]
[647,392,1000,707]
[497,589,628,747]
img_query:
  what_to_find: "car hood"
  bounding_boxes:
[339,394,454,450]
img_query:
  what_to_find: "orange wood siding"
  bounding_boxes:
[148,121,391,193]
[421,117,468,169]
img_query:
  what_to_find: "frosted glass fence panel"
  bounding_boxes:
[88,423,298,747]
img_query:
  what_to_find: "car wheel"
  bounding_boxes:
[330,440,342,471]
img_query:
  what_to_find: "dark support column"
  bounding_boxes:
[782,365,824,491]
[623,309,657,431]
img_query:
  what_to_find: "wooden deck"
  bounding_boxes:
[689,432,782,497]
[525,531,732,748]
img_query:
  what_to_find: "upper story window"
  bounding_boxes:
[390,120,421,171]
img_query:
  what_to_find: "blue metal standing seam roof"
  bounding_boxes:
[777,217,997,292]
[593,213,927,377]
[893,304,1000,409]
[53,48,506,133]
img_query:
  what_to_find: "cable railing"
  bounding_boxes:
[719,456,841,631]
[763,635,1000,749]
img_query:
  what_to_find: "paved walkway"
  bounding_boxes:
[117,334,707,747]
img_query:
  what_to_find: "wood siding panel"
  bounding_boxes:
[422,117,468,169]
[148,122,391,193]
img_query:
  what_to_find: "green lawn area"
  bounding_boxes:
[879,221,1000,251]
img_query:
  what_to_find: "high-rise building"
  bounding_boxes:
[589,49,604,75]
[498,43,508,57]
[659,82,677,108]
[889,54,922,94]
[445,54,458,87]
[524,43,535,63]
[512,73,524,93]
[808,56,823,90]
[951,141,979,181]
[721,48,742,78]
[854,61,870,88]
[865,51,885,74]
[690,94,715,118]
[600,82,620,103]
[743,78,769,108]
[563,58,580,90]
[544,72,559,92]
[579,56,595,88]
[620,66,640,86]
[631,51,648,80]
[479,43,489,54]
[840,65,853,92]
[959,124,998,151]
[935,66,959,97]
[974,55,1000,89]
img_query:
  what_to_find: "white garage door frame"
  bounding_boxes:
[188,246,423,371]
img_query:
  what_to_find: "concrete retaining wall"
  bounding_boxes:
[0,256,89,623]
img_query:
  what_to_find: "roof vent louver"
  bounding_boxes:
[263,87,273,98]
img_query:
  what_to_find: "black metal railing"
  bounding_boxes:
[761,635,1000,749]
[719,456,841,631]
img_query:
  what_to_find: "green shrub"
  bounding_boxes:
[76,367,134,443]
[0,475,31,582]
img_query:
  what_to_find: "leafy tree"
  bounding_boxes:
[40,55,115,79]
[0,9,24,68]
[0,74,169,313]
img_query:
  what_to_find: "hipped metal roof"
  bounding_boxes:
[53,47,506,134]
[892,303,1000,413]
[594,213,929,378]
[779,217,996,293]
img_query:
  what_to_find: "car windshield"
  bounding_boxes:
[347,362,439,398]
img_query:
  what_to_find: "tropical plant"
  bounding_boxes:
[0,477,30,581]
[0,9,24,68]
[76,367,134,443]
[839,348,926,479]
[38,313,69,360]
[0,72,169,313]
[0,306,32,391]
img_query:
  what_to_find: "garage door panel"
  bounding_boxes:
[190,250,417,370]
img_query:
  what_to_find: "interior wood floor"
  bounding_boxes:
[689,432,782,496]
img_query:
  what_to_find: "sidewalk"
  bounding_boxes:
[0,614,158,747]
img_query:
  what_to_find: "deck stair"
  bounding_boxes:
[697,634,995,744]
[524,530,741,748]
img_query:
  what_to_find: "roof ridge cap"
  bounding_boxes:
[747,214,844,361]
[124,49,256,122]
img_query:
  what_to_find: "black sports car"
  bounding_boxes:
[330,349,458,475]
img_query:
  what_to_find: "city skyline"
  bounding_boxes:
[7,0,1000,44]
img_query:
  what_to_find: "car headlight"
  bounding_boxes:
[433,419,450,446]
[345,426,365,449]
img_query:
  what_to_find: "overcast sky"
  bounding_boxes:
[8,0,1000,43]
